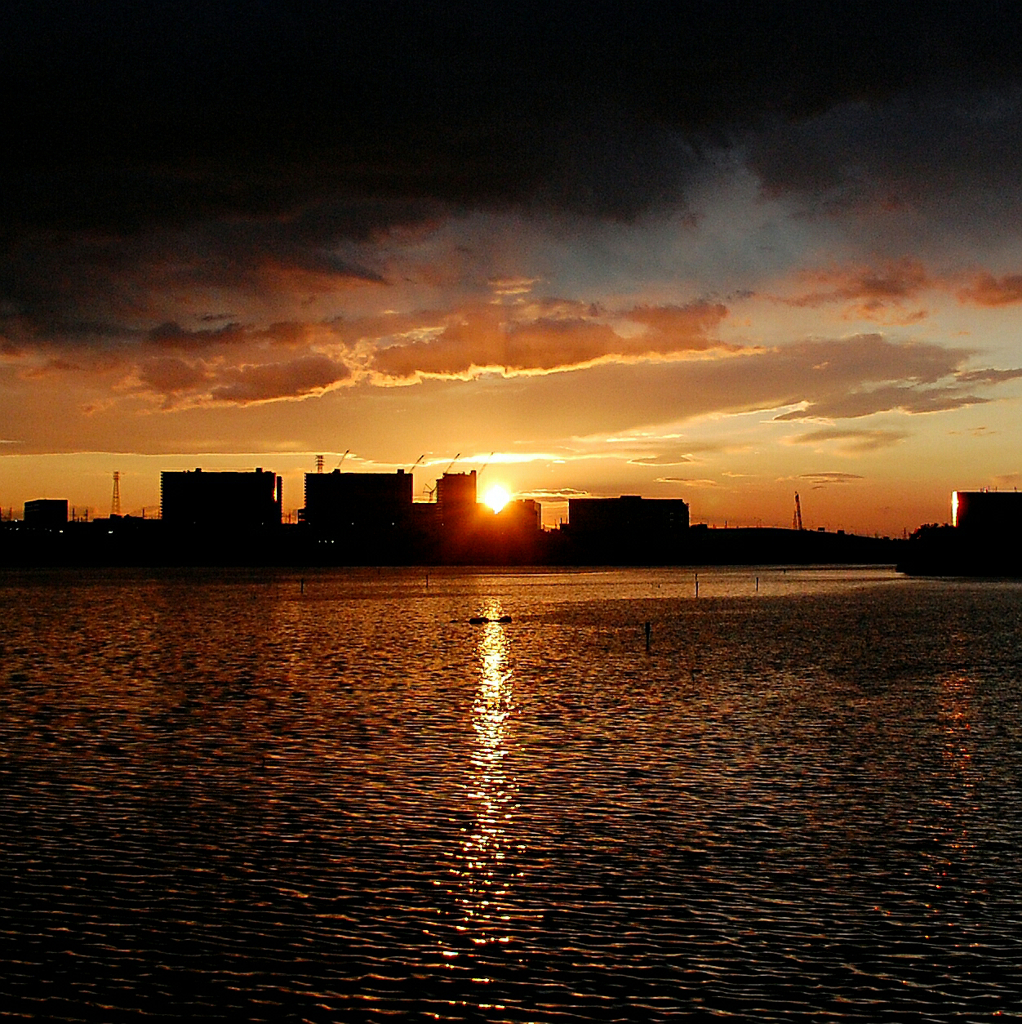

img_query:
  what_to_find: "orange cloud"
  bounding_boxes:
[779,260,930,322]
[956,273,1022,306]
[783,260,929,306]
[628,452,695,466]
[799,472,864,486]
[137,357,212,397]
[788,428,910,453]
[657,477,718,487]
[208,355,352,405]
[369,300,729,380]
[780,260,1022,318]
[131,353,352,407]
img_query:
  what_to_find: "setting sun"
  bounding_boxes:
[483,484,511,513]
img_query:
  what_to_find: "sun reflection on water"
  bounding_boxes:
[455,602,517,953]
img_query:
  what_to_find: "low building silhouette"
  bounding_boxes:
[299,468,417,562]
[405,474,548,563]
[302,469,413,536]
[952,490,1022,532]
[496,498,542,534]
[569,495,689,535]
[23,499,69,530]
[900,489,1022,575]
[160,468,282,533]
[463,497,544,563]
[565,495,689,561]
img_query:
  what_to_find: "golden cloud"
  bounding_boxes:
[369,300,729,380]
[207,355,353,405]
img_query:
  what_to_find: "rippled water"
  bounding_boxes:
[2,566,1022,1021]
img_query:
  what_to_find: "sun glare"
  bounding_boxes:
[483,484,511,513]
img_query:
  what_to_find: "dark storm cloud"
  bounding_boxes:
[954,367,1022,385]
[0,310,331,356]
[0,208,387,338]
[5,1,1022,347]
[147,320,332,352]
[743,85,1022,228]
[5,1,1022,232]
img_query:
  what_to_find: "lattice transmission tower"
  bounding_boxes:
[111,471,121,516]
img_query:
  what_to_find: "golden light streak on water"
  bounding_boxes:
[457,603,517,958]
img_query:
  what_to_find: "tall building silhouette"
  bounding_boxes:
[436,471,477,531]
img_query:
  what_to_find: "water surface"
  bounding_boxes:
[2,567,1021,1020]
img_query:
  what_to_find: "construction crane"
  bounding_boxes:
[793,492,804,531]
[424,453,460,502]
[335,449,350,470]
[477,451,495,480]
[407,454,425,473]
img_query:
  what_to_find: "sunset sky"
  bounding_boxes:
[4,2,1022,533]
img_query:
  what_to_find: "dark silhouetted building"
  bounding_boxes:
[481,497,544,562]
[23,499,68,530]
[952,490,1022,532]
[160,468,282,533]
[568,495,689,536]
[496,499,542,533]
[301,469,413,536]
[899,490,1022,575]
[565,495,689,562]
[437,471,478,531]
